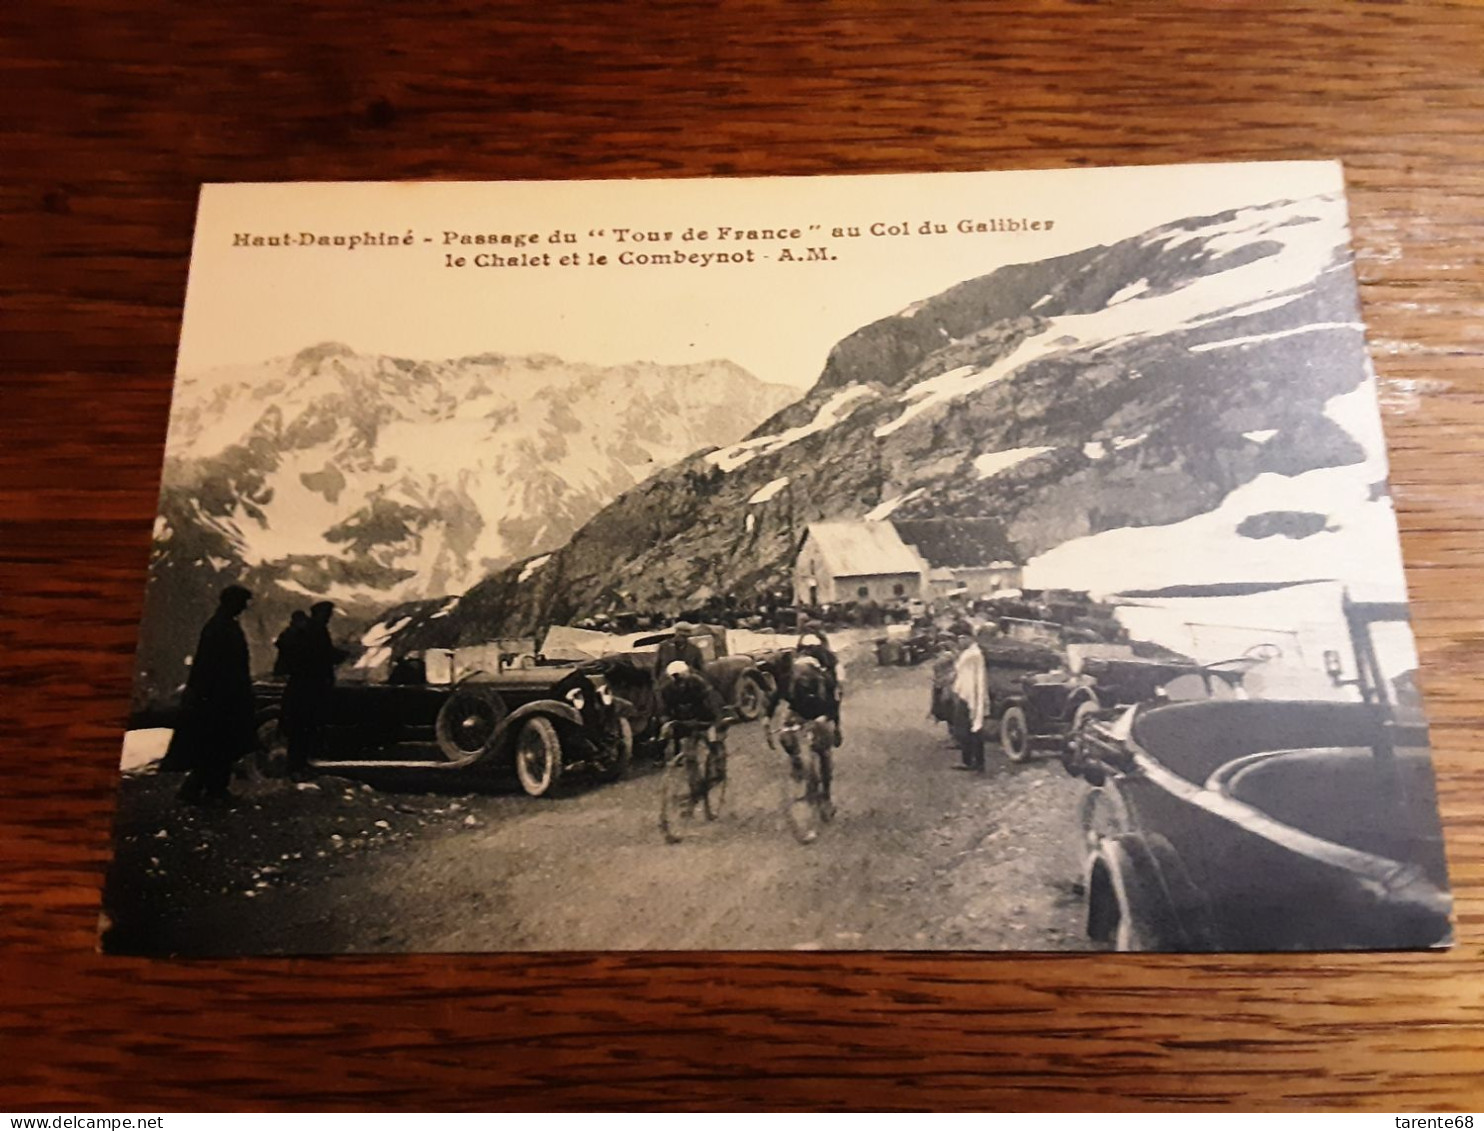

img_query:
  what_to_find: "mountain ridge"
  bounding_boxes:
[134,345,796,708]
[441,194,1378,643]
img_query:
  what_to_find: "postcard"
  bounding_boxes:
[102,164,1451,954]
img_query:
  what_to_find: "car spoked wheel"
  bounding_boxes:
[435,687,507,763]
[733,674,766,721]
[1000,705,1031,763]
[514,716,563,797]
[1070,699,1100,736]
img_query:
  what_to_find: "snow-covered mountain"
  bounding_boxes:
[162,343,796,600]
[445,193,1404,640]
[133,345,795,707]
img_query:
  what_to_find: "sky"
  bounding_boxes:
[176,162,1347,388]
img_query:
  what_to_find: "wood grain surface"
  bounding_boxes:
[4,0,1484,1112]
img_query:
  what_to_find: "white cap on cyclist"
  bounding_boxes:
[665,660,691,678]
[795,655,821,671]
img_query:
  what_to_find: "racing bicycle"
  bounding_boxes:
[769,711,836,844]
[657,717,730,844]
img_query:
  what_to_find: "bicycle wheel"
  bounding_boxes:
[659,746,700,844]
[702,742,727,821]
[784,738,823,844]
[813,718,837,824]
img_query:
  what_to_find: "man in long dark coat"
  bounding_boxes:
[281,600,345,780]
[273,609,308,678]
[169,585,256,804]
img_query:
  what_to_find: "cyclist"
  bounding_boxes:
[795,620,835,673]
[656,659,728,779]
[767,654,839,814]
[794,622,843,745]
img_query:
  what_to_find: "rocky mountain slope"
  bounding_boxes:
[134,346,794,707]
[447,193,1383,641]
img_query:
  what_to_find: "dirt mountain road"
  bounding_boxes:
[106,662,1094,954]
[363,662,1092,952]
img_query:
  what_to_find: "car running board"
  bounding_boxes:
[309,758,467,771]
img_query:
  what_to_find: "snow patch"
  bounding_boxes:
[277,579,329,599]
[875,198,1352,439]
[1244,429,1278,445]
[974,447,1054,479]
[1083,441,1107,460]
[355,645,392,671]
[1025,352,1398,609]
[1323,376,1390,466]
[517,553,552,583]
[1026,369,1400,606]
[707,386,876,473]
[748,476,790,505]
[1107,278,1150,305]
[864,488,924,521]
[876,349,1042,438]
[361,616,412,649]
[1190,321,1364,354]
[1202,292,1307,324]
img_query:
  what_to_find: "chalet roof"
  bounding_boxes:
[801,522,922,578]
[890,518,1022,569]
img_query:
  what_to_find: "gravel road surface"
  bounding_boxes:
[105,661,1093,954]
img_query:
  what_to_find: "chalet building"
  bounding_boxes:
[891,518,1024,598]
[793,518,1023,606]
[793,522,923,605]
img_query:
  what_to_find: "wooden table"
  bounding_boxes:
[4,0,1482,1111]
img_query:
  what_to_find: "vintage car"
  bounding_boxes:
[253,663,632,798]
[638,624,782,720]
[1063,600,1452,951]
[874,622,938,667]
[539,623,785,749]
[927,628,1063,741]
[998,646,1253,763]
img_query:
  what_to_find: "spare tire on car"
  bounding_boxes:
[435,686,508,763]
[732,673,768,721]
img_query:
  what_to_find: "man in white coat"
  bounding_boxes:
[950,629,989,771]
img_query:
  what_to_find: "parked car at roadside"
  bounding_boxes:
[1062,599,1451,951]
[998,645,1251,763]
[927,623,1063,749]
[253,663,632,798]
[539,623,784,752]
[874,622,938,667]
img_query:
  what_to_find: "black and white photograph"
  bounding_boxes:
[101,163,1452,955]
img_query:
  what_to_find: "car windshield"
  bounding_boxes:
[1162,672,1241,702]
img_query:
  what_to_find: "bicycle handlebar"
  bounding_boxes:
[766,712,834,750]
[658,717,730,741]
